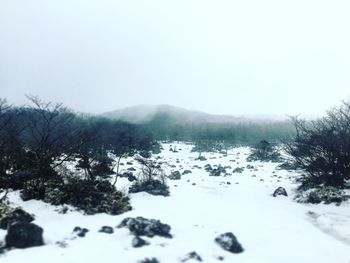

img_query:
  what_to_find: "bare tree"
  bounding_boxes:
[286,101,350,188]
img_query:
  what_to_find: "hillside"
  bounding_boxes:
[101,105,286,124]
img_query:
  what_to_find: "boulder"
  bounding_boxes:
[272,187,288,197]
[132,236,150,248]
[5,222,44,248]
[118,217,172,238]
[99,226,114,234]
[138,258,160,263]
[204,164,213,172]
[168,171,181,180]
[0,208,34,230]
[181,251,203,262]
[215,232,244,254]
[182,170,192,175]
[209,166,226,177]
[232,167,244,173]
[73,226,89,237]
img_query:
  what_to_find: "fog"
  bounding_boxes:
[1,0,350,116]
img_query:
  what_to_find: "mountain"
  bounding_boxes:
[101,104,286,124]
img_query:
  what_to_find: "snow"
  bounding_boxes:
[1,142,350,263]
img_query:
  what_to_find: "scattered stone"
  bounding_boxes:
[246,164,254,170]
[273,187,288,197]
[127,167,137,171]
[226,182,231,185]
[73,226,89,237]
[209,166,226,177]
[5,222,44,248]
[118,217,172,238]
[232,167,244,173]
[138,258,160,263]
[215,232,244,254]
[0,208,35,230]
[181,251,203,262]
[182,170,192,175]
[126,162,133,165]
[132,236,150,248]
[99,226,114,234]
[168,171,181,180]
[192,183,196,186]
[204,164,213,172]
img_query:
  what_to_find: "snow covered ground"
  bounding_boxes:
[1,142,350,263]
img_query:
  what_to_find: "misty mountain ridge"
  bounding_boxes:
[102,104,288,124]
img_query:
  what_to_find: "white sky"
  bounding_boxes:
[0,0,350,116]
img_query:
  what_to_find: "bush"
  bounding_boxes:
[286,101,350,189]
[247,140,282,162]
[21,178,131,215]
[129,178,169,196]
[305,187,348,204]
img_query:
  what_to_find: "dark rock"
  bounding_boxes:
[232,167,244,173]
[209,166,226,177]
[181,251,203,262]
[73,226,89,237]
[99,226,114,234]
[272,187,288,197]
[215,232,244,254]
[0,208,35,230]
[118,217,172,238]
[204,164,213,172]
[196,156,207,161]
[246,164,254,170]
[127,167,136,171]
[138,258,160,263]
[126,162,133,165]
[168,171,181,180]
[132,236,150,248]
[182,170,192,175]
[5,222,44,248]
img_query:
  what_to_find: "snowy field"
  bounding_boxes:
[1,142,350,263]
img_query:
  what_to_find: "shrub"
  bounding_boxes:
[21,178,131,215]
[286,101,350,189]
[304,187,348,204]
[247,140,282,162]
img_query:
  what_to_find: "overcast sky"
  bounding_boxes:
[1,0,350,116]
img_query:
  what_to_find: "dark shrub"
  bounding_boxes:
[129,179,169,196]
[247,140,282,162]
[21,178,131,215]
[306,187,348,204]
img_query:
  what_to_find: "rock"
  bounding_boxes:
[138,258,160,263]
[204,164,213,172]
[118,217,172,238]
[181,251,203,262]
[232,167,244,173]
[246,164,254,170]
[73,226,89,237]
[121,172,137,182]
[209,166,226,177]
[168,171,181,180]
[5,222,44,248]
[0,208,35,230]
[215,232,244,254]
[127,167,136,171]
[126,162,133,165]
[272,187,288,197]
[99,226,114,234]
[182,170,192,175]
[132,236,150,248]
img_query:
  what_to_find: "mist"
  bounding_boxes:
[1,0,350,117]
